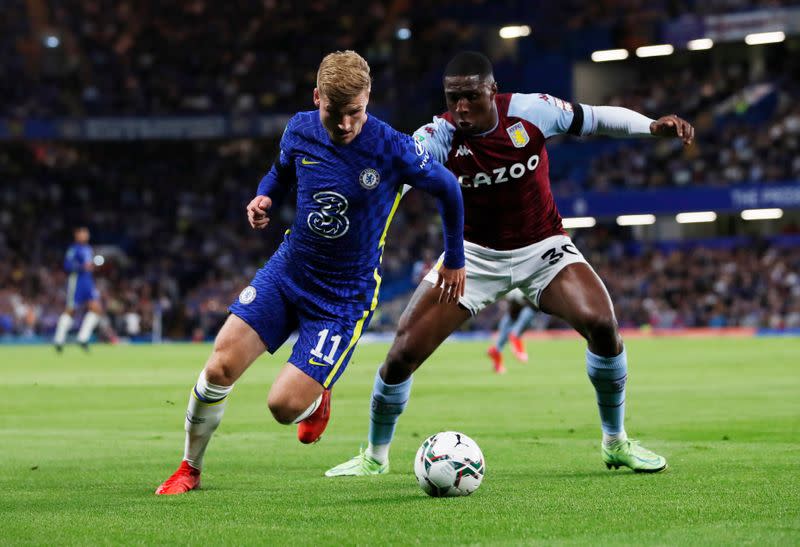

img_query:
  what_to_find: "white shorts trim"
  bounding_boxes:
[424,235,589,315]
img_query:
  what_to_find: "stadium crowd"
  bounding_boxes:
[2,142,799,340]
[550,54,800,195]
[3,0,799,119]
[2,1,800,340]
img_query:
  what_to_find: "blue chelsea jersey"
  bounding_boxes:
[64,243,93,281]
[268,111,437,281]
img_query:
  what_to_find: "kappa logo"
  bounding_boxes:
[455,145,473,157]
[359,168,380,190]
[238,285,257,304]
[506,121,530,148]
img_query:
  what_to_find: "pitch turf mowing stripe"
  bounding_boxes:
[0,339,798,544]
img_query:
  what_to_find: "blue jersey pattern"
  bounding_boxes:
[64,243,98,308]
[232,111,459,388]
[277,111,442,299]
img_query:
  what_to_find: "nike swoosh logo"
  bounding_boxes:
[301,158,320,165]
[308,358,330,367]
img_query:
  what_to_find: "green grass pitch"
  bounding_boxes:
[2,338,799,545]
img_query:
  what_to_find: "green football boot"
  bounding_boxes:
[602,439,668,473]
[324,448,389,477]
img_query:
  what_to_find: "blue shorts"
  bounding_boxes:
[67,274,99,309]
[229,250,379,389]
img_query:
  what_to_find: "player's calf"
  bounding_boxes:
[383,340,423,384]
[297,390,331,444]
[267,364,331,441]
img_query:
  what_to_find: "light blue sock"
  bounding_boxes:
[511,307,535,337]
[495,313,513,351]
[586,348,627,436]
[367,367,412,461]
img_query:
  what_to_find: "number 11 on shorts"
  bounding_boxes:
[310,329,342,365]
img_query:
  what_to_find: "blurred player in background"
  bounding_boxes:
[53,226,104,352]
[155,50,466,495]
[327,51,694,478]
[487,288,536,374]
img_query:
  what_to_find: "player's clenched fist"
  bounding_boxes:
[247,195,273,229]
[650,114,695,145]
[435,266,466,304]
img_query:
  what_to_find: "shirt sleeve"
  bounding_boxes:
[508,93,584,138]
[508,92,655,139]
[256,117,297,207]
[580,105,654,137]
[394,132,465,269]
[63,247,77,273]
[63,246,87,273]
[411,116,455,165]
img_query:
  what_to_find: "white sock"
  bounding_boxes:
[603,431,628,446]
[292,394,322,424]
[183,371,233,470]
[366,442,390,464]
[54,313,73,345]
[77,311,100,343]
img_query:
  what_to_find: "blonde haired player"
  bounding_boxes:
[155,51,466,495]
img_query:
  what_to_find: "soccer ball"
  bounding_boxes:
[414,431,485,497]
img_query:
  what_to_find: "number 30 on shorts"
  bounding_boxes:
[310,329,342,365]
[541,243,579,265]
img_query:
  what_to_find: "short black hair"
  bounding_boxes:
[443,51,494,80]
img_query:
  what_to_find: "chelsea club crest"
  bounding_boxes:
[359,168,380,190]
[239,286,257,304]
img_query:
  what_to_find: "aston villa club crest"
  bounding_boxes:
[506,122,530,148]
[359,168,380,190]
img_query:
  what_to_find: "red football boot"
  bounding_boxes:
[155,461,201,495]
[508,334,529,363]
[487,346,506,374]
[297,389,331,444]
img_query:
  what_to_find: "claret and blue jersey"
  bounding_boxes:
[64,243,99,309]
[230,111,464,388]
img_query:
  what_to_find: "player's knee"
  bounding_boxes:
[385,333,421,376]
[204,351,238,386]
[266,394,299,425]
[582,313,620,349]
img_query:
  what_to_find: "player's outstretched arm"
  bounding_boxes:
[588,105,694,145]
[513,93,691,146]
[396,132,465,303]
[411,161,466,304]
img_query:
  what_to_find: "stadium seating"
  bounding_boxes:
[1,1,799,339]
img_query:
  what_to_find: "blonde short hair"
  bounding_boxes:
[316,50,371,105]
